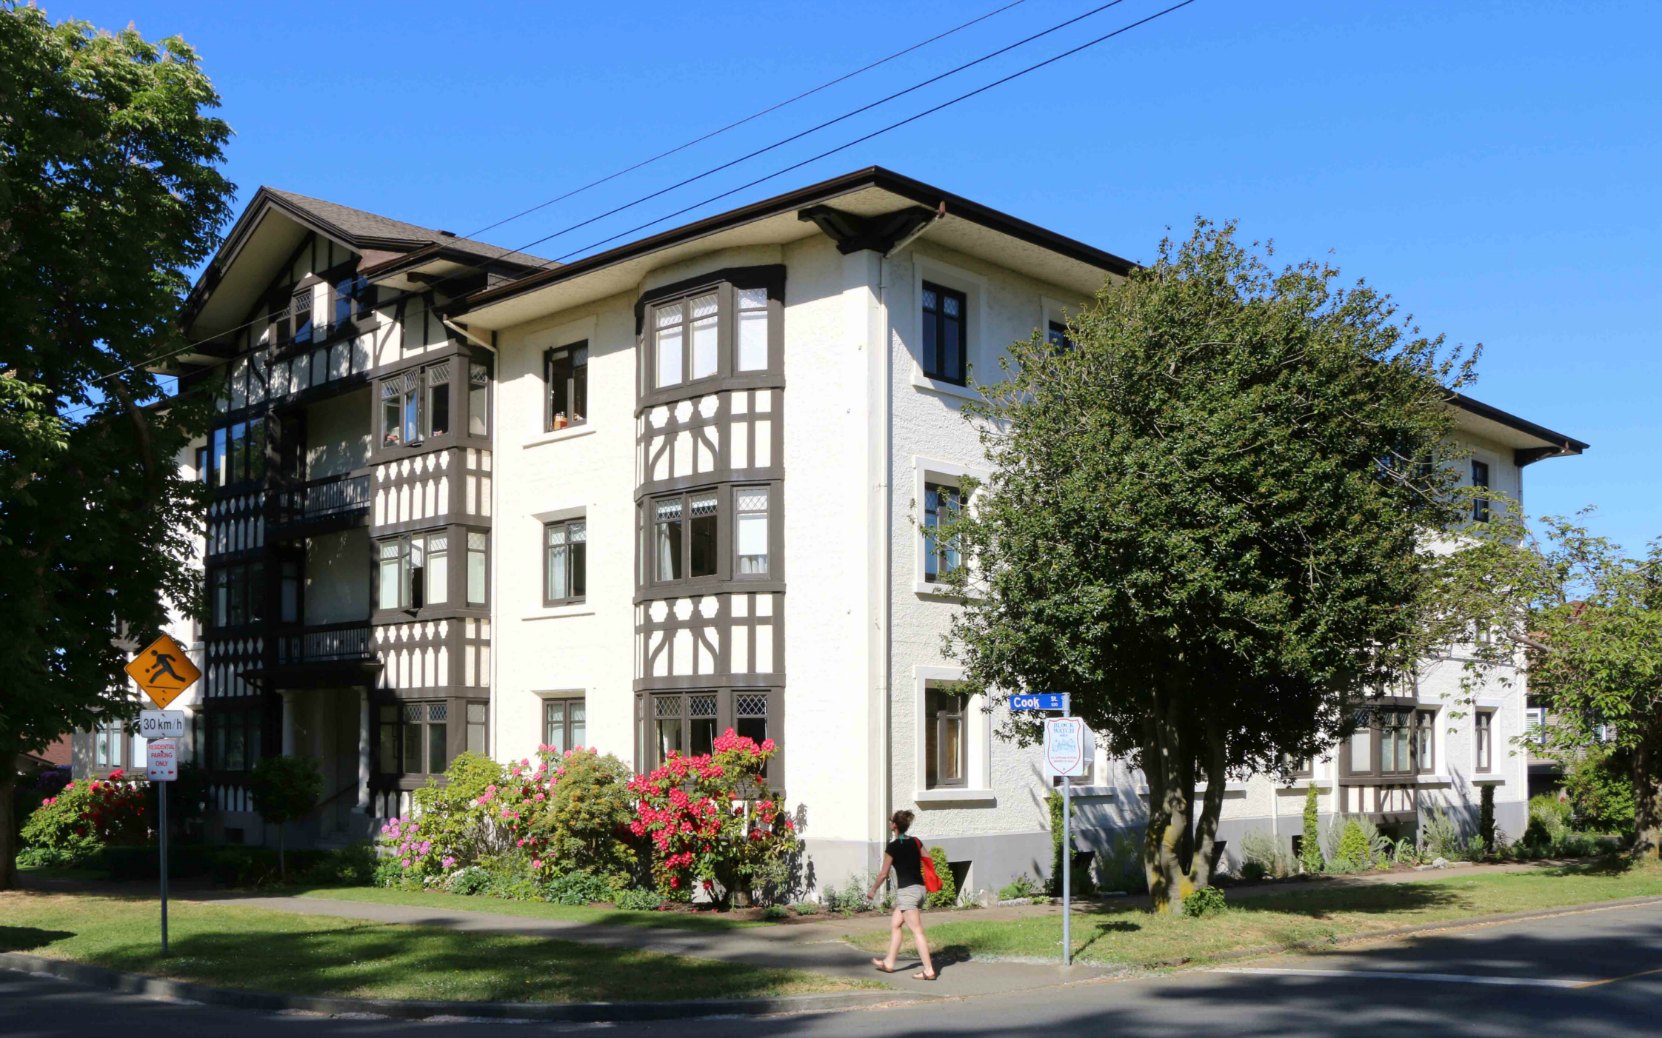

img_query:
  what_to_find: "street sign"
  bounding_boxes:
[146,738,179,782]
[139,709,187,740]
[123,634,200,709]
[1010,692,1070,712]
[1044,716,1091,777]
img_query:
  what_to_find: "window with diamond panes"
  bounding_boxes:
[735,488,769,576]
[653,291,719,389]
[652,490,718,584]
[735,693,769,746]
[291,286,314,346]
[467,531,488,605]
[544,519,586,605]
[736,287,769,371]
[543,697,586,753]
[468,360,490,436]
[921,282,967,384]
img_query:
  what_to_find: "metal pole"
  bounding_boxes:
[159,779,169,955]
[1062,772,1072,967]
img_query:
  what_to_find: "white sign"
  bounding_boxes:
[146,738,179,782]
[139,709,187,740]
[1044,716,1092,778]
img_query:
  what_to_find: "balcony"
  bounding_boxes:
[275,622,373,665]
[271,472,371,539]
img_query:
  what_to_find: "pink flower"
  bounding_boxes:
[442,856,456,869]
[531,859,543,869]
[401,858,412,868]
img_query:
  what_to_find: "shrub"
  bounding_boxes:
[925,845,958,908]
[248,756,322,880]
[1333,819,1373,872]
[447,865,491,895]
[1182,885,1227,917]
[296,842,377,886]
[1046,791,1095,897]
[1239,829,1290,880]
[1301,784,1324,874]
[544,869,618,905]
[1564,746,1636,836]
[821,877,874,915]
[999,873,1043,902]
[20,770,148,863]
[761,905,789,921]
[506,748,637,883]
[1095,831,1148,893]
[628,730,799,905]
[791,900,823,916]
[616,887,664,911]
[1479,784,1497,856]
[383,752,508,883]
[1420,806,1464,859]
[1525,793,1573,850]
[481,852,545,901]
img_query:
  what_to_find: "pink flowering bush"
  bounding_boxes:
[20,769,149,863]
[628,730,799,906]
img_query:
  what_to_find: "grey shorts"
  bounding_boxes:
[895,884,928,911]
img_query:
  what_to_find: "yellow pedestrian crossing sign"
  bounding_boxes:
[124,634,200,709]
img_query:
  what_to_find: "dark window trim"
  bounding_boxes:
[635,265,785,409]
[540,693,587,753]
[543,516,587,607]
[1475,708,1496,773]
[369,344,491,463]
[1341,703,1438,779]
[544,341,589,431]
[638,687,782,788]
[374,526,472,620]
[1471,459,1492,523]
[921,281,968,385]
[375,699,453,778]
[641,482,779,595]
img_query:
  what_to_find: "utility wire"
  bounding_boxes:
[66,0,1192,413]
[462,0,1029,239]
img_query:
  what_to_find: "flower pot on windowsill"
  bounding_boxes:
[553,414,569,430]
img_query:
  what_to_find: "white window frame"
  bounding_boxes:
[912,457,988,596]
[911,666,993,803]
[910,254,987,401]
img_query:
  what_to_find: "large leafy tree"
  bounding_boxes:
[943,222,1469,911]
[0,4,233,888]
[1428,509,1662,859]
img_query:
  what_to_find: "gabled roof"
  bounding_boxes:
[262,188,544,266]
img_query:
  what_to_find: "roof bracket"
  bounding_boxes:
[798,204,941,255]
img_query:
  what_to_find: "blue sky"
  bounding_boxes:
[62,0,1660,552]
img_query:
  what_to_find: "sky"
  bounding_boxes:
[56,0,1662,554]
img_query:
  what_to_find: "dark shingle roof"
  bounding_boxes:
[263,187,548,266]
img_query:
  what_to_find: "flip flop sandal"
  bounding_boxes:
[913,971,939,981]
[871,959,898,973]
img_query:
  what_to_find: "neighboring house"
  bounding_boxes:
[144,167,1584,885]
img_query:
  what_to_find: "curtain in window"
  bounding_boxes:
[736,488,769,575]
[655,499,683,581]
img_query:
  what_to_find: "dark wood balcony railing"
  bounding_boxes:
[274,622,372,665]
[273,472,371,531]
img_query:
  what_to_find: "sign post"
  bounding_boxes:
[1043,715,1091,968]
[127,634,198,957]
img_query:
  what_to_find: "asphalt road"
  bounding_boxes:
[5,903,1661,1038]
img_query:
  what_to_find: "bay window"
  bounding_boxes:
[377,701,451,776]
[735,487,770,577]
[639,267,783,401]
[377,531,453,611]
[646,689,778,784]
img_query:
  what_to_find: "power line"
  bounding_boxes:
[462,0,1029,239]
[67,0,1191,409]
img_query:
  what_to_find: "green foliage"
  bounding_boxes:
[20,773,148,862]
[1182,885,1227,918]
[925,845,958,908]
[1334,820,1374,872]
[943,220,1469,908]
[1239,829,1291,880]
[790,900,823,916]
[1564,746,1636,836]
[998,874,1044,902]
[446,865,491,896]
[1479,784,1497,855]
[522,750,637,882]
[1301,785,1325,874]
[1046,791,1095,897]
[543,870,619,905]
[1420,806,1465,859]
[1525,793,1573,851]
[0,3,235,889]
[821,876,878,915]
[1096,831,1149,893]
[248,757,322,828]
[761,905,789,921]
[615,888,664,912]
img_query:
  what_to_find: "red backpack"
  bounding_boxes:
[915,838,943,893]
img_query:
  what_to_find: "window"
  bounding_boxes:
[648,690,776,779]
[544,519,586,605]
[1347,706,1436,777]
[95,719,123,769]
[380,361,454,447]
[736,287,769,371]
[734,487,770,577]
[921,282,967,384]
[291,286,314,346]
[208,417,266,488]
[467,531,488,605]
[376,531,450,611]
[279,559,301,623]
[332,274,371,328]
[196,445,210,485]
[652,489,719,584]
[652,291,719,389]
[923,482,962,583]
[546,343,588,430]
[466,702,488,755]
[210,562,264,628]
[1475,710,1494,772]
[1471,459,1491,522]
[468,360,490,436]
[925,686,966,788]
[377,702,449,776]
[543,696,587,753]
[1525,706,1548,745]
[1047,320,1074,352]
[206,708,260,772]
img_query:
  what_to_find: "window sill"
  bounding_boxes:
[1471,775,1506,785]
[913,788,996,806]
[909,371,981,402]
[523,424,596,449]
[522,604,595,622]
[913,581,964,599]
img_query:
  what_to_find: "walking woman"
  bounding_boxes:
[867,809,938,980]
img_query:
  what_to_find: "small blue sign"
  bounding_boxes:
[1010,692,1069,712]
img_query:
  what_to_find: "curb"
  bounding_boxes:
[0,952,918,1023]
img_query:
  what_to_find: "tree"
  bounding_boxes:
[249,756,321,880]
[1429,510,1662,858]
[943,221,1470,911]
[0,4,233,889]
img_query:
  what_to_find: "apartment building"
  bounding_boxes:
[124,167,1585,885]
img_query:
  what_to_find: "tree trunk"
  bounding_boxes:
[1632,740,1662,862]
[1189,718,1228,890]
[0,768,17,891]
[1144,696,1195,913]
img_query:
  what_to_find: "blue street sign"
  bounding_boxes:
[1010,692,1069,712]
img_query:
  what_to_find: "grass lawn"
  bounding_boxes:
[289,884,766,931]
[846,861,1662,969]
[0,892,861,1003]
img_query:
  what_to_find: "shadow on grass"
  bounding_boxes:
[0,927,75,953]
[1073,882,1468,926]
[84,923,818,1004]
[275,885,760,934]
